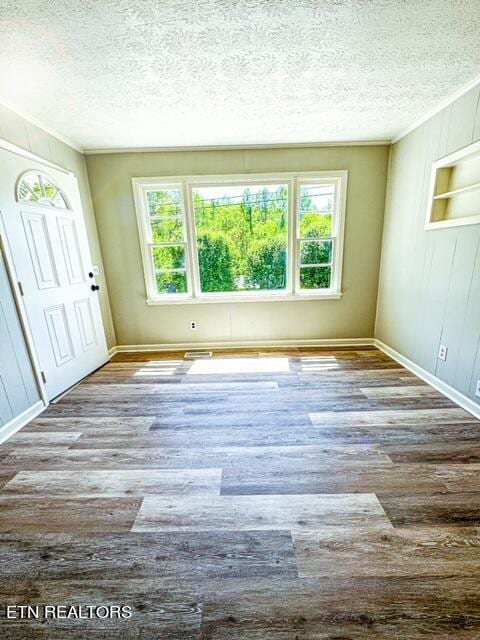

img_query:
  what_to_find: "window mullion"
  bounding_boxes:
[182,181,200,298]
[289,178,298,295]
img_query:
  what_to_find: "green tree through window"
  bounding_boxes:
[192,184,288,293]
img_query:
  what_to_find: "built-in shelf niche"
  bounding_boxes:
[426,139,480,230]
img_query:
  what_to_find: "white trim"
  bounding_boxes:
[425,214,480,231]
[114,338,374,353]
[134,170,347,184]
[146,292,342,305]
[108,346,118,358]
[0,99,83,153]
[392,73,480,144]
[84,141,390,155]
[0,400,45,445]
[0,138,72,175]
[374,145,393,338]
[374,339,480,420]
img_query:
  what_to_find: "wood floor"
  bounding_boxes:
[1,346,480,638]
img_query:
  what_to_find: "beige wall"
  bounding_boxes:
[376,84,480,405]
[0,104,116,349]
[86,145,389,346]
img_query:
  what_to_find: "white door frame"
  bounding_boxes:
[0,217,48,407]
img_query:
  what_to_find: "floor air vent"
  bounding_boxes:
[184,351,213,359]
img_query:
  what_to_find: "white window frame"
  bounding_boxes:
[132,171,347,305]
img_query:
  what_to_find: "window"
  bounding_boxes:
[145,187,189,296]
[297,181,336,291]
[17,171,69,209]
[133,172,346,303]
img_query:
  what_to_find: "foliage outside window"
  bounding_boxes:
[134,172,346,303]
[193,184,288,293]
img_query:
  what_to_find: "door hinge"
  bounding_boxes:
[40,371,47,384]
[18,281,24,296]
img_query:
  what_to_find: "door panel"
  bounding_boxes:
[22,212,59,289]
[74,298,97,352]
[0,148,108,400]
[57,217,84,285]
[44,304,76,367]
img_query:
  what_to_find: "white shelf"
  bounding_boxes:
[433,181,480,200]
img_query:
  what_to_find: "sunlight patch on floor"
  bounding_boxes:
[133,360,182,376]
[133,370,175,376]
[187,357,290,375]
[300,356,340,372]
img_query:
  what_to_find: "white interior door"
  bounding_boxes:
[0,148,108,400]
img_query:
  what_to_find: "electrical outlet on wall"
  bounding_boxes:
[191,321,197,330]
[438,344,448,361]
[475,380,480,398]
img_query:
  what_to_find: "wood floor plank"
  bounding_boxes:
[197,575,480,639]
[385,440,480,463]
[2,432,82,447]
[309,407,477,426]
[298,422,480,446]
[379,492,480,526]
[70,426,326,449]
[66,381,279,396]
[0,497,142,532]
[0,443,391,470]
[132,494,393,532]
[21,416,156,433]
[293,526,480,577]
[0,579,201,639]
[1,469,222,497]
[221,463,450,495]
[360,385,441,398]
[0,530,296,580]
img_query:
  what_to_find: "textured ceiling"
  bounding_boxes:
[1,1,480,150]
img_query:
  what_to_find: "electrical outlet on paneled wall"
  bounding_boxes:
[438,344,448,361]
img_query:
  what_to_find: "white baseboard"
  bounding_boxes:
[113,338,375,353]
[374,339,480,420]
[107,346,118,358]
[0,400,46,445]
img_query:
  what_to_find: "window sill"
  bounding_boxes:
[146,292,342,305]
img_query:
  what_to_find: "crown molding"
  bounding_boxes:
[392,72,480,144]
[83,140,390,155]
[0,98,84,153]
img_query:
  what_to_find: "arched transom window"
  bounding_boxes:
[17,171,69,209]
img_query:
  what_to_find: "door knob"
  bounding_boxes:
[91,284,100,291]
